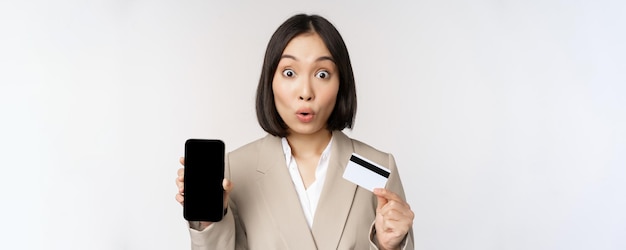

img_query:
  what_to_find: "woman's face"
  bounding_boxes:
[272,32,339,137]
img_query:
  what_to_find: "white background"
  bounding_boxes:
[1,0,625,249]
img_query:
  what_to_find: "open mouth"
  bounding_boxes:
[296,109,314,122]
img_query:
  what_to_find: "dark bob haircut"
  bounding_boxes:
[255,14,357,137]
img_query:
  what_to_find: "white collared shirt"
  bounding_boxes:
[280,136,333,229]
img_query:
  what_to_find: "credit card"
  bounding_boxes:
[342,153,390,192]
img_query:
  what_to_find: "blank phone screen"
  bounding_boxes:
[183,139,225,222]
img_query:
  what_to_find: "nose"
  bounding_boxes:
[298,77,314,101]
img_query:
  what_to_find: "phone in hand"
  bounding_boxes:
[183,139,225,222]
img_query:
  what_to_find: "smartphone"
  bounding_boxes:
[183,139,225,222]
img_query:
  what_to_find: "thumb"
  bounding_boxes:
[222,179,233,210]
[374,188,388,211]
[223,179,233,194]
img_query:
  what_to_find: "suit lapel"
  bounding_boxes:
[311,131,358,249]
[255,135,317,250]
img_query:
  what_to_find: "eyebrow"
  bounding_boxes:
[280,54,335,63]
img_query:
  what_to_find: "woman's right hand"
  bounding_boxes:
[176,157,233,229]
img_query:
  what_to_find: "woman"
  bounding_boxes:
[176,14,414,250]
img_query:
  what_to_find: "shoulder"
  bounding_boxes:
[334,131,394,168]
[224,135,279,183]
[227,134,281,163]
[351,137,389,157]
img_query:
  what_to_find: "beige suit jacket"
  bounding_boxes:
[189,131,414,250]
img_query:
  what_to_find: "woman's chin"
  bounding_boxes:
[287,125,329,137]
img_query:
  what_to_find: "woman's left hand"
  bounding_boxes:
[373,188,414,250]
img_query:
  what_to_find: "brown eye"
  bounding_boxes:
[315,70,329,79]
[282,69,295,77]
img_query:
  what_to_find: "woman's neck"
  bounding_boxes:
[286,129,332,158]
